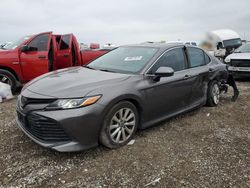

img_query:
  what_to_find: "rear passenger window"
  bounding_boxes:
[60,35,70,50]
[188,47,206,68]
[204,53,211,64]
[150,48,186,73]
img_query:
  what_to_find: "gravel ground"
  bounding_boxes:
[0,80,250,187]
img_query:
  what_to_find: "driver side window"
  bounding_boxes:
[28,34,49,51]
[150,48,186,74]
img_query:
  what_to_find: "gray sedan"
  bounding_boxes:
[16,43,237,152]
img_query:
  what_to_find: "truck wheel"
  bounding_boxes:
[100,101,138,149]
[0,69,17,93]
[206,80,220,107]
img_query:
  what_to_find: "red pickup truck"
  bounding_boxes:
[0,32,108,92]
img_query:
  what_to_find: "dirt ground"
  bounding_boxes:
[0,80,249,188]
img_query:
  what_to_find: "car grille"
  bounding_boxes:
[20,96,56,108]
[230,59,250,67]
[17,112,71,143]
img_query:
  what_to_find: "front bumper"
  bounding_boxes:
[228,66,250,77]
[16,102,106,152]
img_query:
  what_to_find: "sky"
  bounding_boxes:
[0,0,250,45]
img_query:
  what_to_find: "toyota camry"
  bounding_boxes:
[16,43,238,152]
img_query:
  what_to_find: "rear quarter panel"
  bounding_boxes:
[209,56,229,82]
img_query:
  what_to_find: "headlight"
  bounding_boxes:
[225,58,231,63]
[45,95,101,110]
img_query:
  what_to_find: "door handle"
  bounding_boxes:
[183,75,191,80]
[38,55,46,59]
[209,68,214,72]
[63,54,69,57]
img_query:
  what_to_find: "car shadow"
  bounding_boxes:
[235,77,250,82]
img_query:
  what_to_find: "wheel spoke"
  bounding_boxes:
[125,126,133,134]
[125,113,134,121]
[121,128,126,141]
[119,109,123,119]
[125,120,135,126]
[110,124,119,130]
[115,130,122,142]
[111,128,120,139]
[123,108,130,119]
[112,115,120,123]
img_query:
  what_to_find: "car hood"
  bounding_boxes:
[226,52,250,60]
[0,49,12,54]
[24,67,131,98]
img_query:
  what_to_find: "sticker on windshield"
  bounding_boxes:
[124,56,143,61]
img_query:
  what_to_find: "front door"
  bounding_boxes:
[143,47,193,123]
[20,32,52,81]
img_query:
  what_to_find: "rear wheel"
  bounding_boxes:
[206,80,220,107]
[0,69,17,93]
[100,101,138,149]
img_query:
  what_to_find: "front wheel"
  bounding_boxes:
[99,101,138,149]
[206,80,220,107]
[0,69,17,93]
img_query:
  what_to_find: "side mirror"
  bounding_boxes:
[20,45,29,52]
[153,67,174,81]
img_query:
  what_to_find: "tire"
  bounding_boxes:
[0,69,17,93]
[206,80,220,107]
[99,101,138,149]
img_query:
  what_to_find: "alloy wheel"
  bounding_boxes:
[0,74,12,86]
[212,83,220,105]
[109,108,136,144]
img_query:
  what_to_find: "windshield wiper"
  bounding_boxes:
[84,65,96,70]
[84,65,115,73]
[98,69,115,73]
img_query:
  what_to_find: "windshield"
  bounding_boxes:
[86,47,158,74]
[1,35,32,50]
[234,43,250,53]
[223,38,242,48]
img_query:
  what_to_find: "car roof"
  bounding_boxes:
[121,42,185,51]
[121,42,204,52]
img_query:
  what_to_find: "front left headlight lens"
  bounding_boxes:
[45,95,101,110]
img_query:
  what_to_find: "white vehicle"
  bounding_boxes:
[166,41,197,46]
[79,43,89,50]
[185,41,197,46]
[103,43,116,50]
[201,29,242,59]
[225,42,250,77]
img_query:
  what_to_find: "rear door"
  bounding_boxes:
[71,35,81,66]
[20,32,52,81]
[56,34,73,69]
[186,47,210,104]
